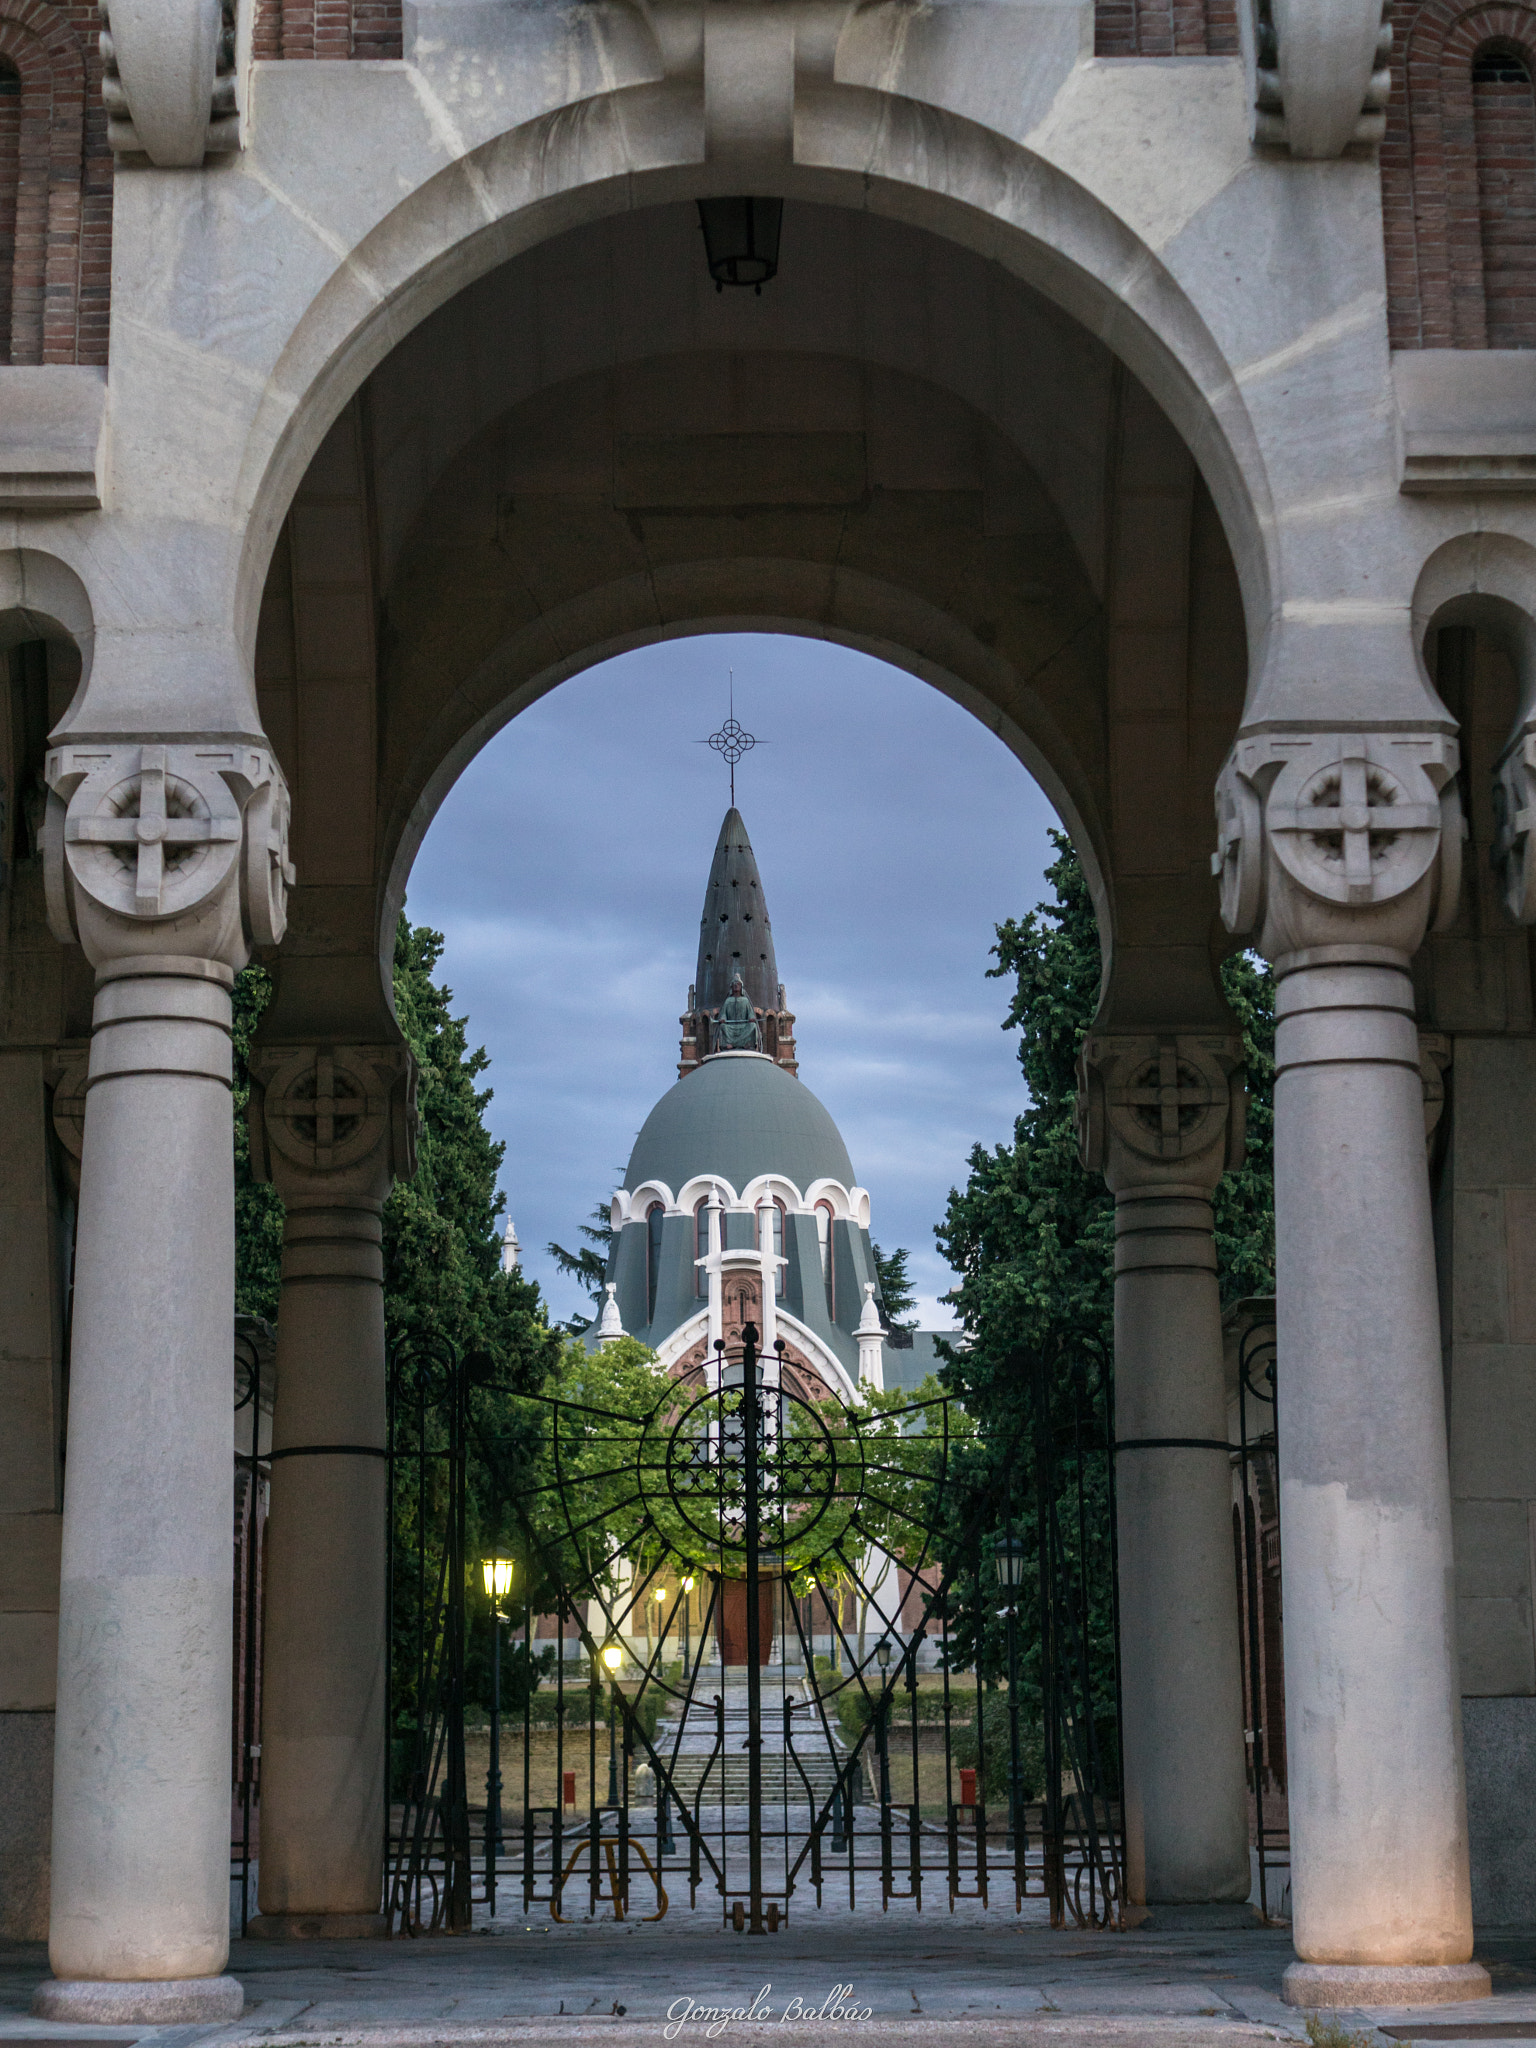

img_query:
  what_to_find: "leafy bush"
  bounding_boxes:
[834,1686,872,1745]
[951,1697,1044,1802]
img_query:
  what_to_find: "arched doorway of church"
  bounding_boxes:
[229,192,1261,1948]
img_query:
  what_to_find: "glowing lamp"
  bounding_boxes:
[481,1557,514,1601]
[602,1642,624,1673]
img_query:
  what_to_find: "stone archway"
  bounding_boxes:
[238,189,1259,1949]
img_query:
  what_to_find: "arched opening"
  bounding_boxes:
[233,190,1263,1944]
[1475,41,1536,346]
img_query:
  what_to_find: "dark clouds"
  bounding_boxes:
[404,633,1060,1328]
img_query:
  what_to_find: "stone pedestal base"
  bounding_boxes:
[245,1911,388,1939]
[32,1975,244,2022]
[1282,1961,1492,2008]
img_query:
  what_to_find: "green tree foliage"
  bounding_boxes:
[231,922,565,1733]
[233,966,284,1320]
[930,833,1275,1759]
[385,921,558,1375]
[937,830,1274,1431]
[235,919,559,1375]
[871,1242,917,1325]
[548,1199,617,1322]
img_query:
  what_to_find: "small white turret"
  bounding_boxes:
[500,1218,520,1273]
[856,1282,885,1392]
[597,1282,625,1347]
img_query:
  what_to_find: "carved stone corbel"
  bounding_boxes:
[248,1042,418,1202]
[1078,1030,1245,1196]
[1252,0,1392,157]
[43,739,293,970]
[100,0,239,166]
[1213,731,1461,958]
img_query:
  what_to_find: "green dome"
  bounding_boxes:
[625,1054,856,1196]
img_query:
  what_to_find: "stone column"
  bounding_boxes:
[1078,1030,1251,1918]
[755,1192,779,1357]
[704,1190,724,1369]
[245,1043,415,1937]
[35,740,290,2023]
[1214,731,1490,2008]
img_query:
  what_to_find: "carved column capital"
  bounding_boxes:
[43,740,293,974]
[1077,1029,1245,1195]
[1214,732,1462,962]
[248,1043,418,1202]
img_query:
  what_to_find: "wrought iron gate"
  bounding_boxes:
[384,1321,1126,1932]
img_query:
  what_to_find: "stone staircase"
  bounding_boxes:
[650,1673,861,1810]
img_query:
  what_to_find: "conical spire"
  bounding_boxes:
[694,807,780,1019]
[679,809,796,1077]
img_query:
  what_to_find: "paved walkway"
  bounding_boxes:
[6,1919,1536,2048]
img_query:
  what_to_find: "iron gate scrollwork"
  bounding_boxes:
[384,1322,1126,1931]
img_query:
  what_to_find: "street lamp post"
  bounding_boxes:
[874,1636,893,1807]
[602,1641,624,1810]
[682,1575,695,1672]
[994,1532,1028,1857]
[480,1557,515,1910]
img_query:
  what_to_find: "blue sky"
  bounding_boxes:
[404,633,1062,1328]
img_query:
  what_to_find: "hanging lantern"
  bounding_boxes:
[696,198,784,293]
[994,1531,1028,1593]
[481,1556,514,1601]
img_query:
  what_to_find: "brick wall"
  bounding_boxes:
[253,0,401,59]
[1475,45,1536,342]
[1386,0,1536,347]
[0,0,109,365]
[1094,0,1239,58]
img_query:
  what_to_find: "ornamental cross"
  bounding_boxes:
[1117,1041,1213,1150]
[276,1052,370,1168]
[700,672,762,806]
[67,746,239,916]
[1279,753,1438,906]
[1306,757,1393,901]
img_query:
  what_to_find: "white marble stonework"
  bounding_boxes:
[1,0,1536,2012]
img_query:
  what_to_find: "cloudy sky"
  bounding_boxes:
[404,633,1062,1328]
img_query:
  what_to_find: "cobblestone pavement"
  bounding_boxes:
[5,1921,1536,2048]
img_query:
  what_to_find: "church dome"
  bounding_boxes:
[624,1053,855,1197]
